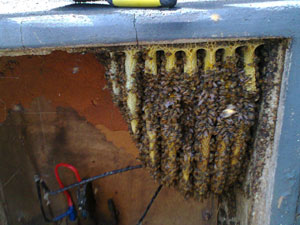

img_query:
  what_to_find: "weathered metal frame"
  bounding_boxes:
[0,1,300,224]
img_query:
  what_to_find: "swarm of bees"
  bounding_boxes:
[99,40,279,199]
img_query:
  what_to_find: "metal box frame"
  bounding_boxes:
[1,1,300,224]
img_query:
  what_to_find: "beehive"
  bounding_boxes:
[98,39,282,199]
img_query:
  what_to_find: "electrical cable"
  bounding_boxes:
[35,164,143,223]
[136,184,163,225]
[55,163,82,207]
[35,176,52,222]
[49,164,143,195]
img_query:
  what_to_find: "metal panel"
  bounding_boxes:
[0,1,300,224]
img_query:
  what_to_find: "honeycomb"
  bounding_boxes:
[98,39,282,199]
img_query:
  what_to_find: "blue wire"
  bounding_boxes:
[53,206,76,222]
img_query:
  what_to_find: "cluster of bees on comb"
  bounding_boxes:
[100,40,272,199]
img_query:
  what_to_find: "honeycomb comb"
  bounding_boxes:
[102,40,273,199]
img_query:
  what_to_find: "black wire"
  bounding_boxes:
[48,165,143,195]
[35,176,52,222]
[136,184,163,225]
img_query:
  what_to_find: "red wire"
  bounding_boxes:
[55,163,82,206]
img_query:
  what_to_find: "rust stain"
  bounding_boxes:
[0,51,128,131]
[96,124,138,157]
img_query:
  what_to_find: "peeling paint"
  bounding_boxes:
[96,124,138,157]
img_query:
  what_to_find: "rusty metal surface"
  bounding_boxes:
[0,51,217,225]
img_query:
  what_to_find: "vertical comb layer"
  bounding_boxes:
[244,44,259,93]
[161,49,182,186]
[179,49,197,196]
[226,45,259,186]
[193,47,217,198]
[109,52,120,97]
[184,48,197,74]
[125,49,139,139]
[210,46,236,194]
[116,52,128,116]
[105,53,118,105]
[144,48,161,179]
